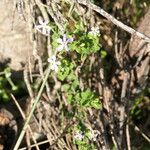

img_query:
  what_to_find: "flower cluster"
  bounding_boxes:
[89,27,100,36]
[74,131,84,141]
[74,129,100,142]
[56,34,73,52]
[47,26,99,73]
[35,20,51,36]
[47,55,60,72]
[48,34,73,72]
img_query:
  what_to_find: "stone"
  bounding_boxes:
[0,0,46,71]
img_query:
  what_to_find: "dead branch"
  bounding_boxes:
[75,0,150,42]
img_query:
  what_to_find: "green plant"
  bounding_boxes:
[73,123,99,150]
[14,14,105,149]
[0,68,21,102]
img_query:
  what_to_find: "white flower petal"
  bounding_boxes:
[67,37,74,43]
[39,19,44,25]
[47,57,51,62]
[52,55,56,61]
[63,34,67,42]
[48,55,60,72]
[56,61,61,65]
[44,20,49,25]
[56,35,73,52]
[35,24,42,29]
[57,45,64,52]
[35,20,51,36]
[48,55,55,63]
[35,27,42,33]
[89,27,100,36]
[51,64,57,71]
[74,131,84,141]
[42,28,47,35]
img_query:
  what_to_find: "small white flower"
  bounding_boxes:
[89,27,100,36]
[35,19,51,36]
[89,130,100,141]
[56,34,73,52]
[74,131,84,141]
[47,55,60,72]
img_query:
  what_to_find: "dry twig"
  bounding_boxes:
[75,0,150,42]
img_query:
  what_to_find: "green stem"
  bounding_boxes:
[13,65,51,150]
[68,2,75,17]
[6,77,15,88]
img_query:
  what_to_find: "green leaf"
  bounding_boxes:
[70,27,101,55]
[100,50,107,58]
[58,59,76,81]
[4,68,11,78]
[67,93,73,104]
[73,89,101,109]
[2,93,9,101]
[12,86,18,91]
[90,98,101,109]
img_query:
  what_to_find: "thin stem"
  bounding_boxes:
[13,65,51,150]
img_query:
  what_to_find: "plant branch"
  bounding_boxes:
[75,0,150,42]
[13,65,51,150]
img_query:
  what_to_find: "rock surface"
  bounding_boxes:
[0,1,45,71]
